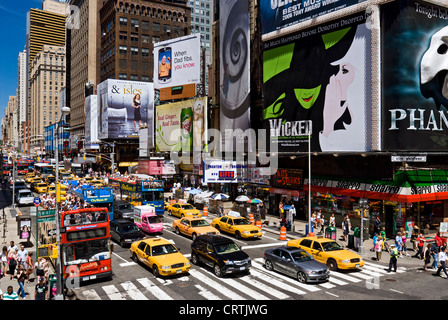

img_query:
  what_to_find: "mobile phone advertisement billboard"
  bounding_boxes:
[153,34,201,90]
[97,79,154,144]
[381,0,448,151]
[260,0,369,36]
[262,12,372,153]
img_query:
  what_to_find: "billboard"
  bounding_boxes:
[260,0,369,36]
[381,0,448,151]
[220,0,251,151]
[203,160,248,183]
[155,97,208,152]
[262,12,372,153]
[85,95,99,149]
[153,34,201,90]
[97,80,154,143]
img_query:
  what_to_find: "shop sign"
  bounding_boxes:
[272,169,303,189]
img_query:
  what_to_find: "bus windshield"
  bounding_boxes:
[62,239,111,266]
[63,210,108,227]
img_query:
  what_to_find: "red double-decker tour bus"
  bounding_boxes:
[60,207,113,282]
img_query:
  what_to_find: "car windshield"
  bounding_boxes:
[233,218,251,226]
[118,204,132,210]
[215,242,240,254]
[147,216,162,224]
[120,224,139,233]
[322,241,344,251]
[20,192,33,197]
[152,244,178,256]
[291,251,313,262]
[191,220,209,227]
[182,204,195,210]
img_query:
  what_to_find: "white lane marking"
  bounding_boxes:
[328,276,348,286]
[329,272,362,283]
[120,281,148,300]
[249,268,307,296]
[209,273,270,300]
[189,269,246,300]
[102,285,125,300]
[113,252,130,263]
[243,242,288,251]
[326,291,339,298]
[240,276,290,300]
[120,262,137,267]
[251,261,320,292]
[390,289,403,294]
[364,261,406,273]
[195,284,221,300]
[137,278,174,300]
[349,272,374,280]
[319,282,336,289]
[82,289,102,300]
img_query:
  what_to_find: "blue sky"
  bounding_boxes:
[0,0,44,130]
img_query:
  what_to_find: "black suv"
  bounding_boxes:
[110,219,145,247]
[191,235,251,277]
[113,200,134,219]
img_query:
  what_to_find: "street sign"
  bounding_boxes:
[34,197,41,207]
[391,155,427,162]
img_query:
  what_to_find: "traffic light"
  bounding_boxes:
[56,183,67,203]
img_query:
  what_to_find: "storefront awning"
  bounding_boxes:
[305,170,448,203]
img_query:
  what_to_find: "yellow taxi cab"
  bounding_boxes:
[130,238,190,277]
[287,236,364,271]
[47,184,56,195]
[35,182,48,194]
[211,212,263,239]
[91,179,105,187]
[45,175,56,184]
[24,172,36,183]
[27,176,41,184]
[83,176,94,183]
[167,203,202,218]
[172,217,220,240]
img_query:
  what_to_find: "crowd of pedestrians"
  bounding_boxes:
[0,241,50,300]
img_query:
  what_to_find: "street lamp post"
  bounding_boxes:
[54,106,70,300]
[308,129,312,234]
[358,198,369,254]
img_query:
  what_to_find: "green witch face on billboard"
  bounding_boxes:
[263,15,371,152]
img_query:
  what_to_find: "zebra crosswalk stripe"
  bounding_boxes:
[195,284,221,300]
[137,278,174,300]
[102,284,126,300]
[189,269,246,300]
[249,268,307,296]
[82,289,102,300]
[120,281,148,300]
[240,275,290,300]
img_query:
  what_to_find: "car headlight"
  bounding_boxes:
[161,265,171,270]
[223,260,234,265]
[244,231,250,234]
[185,262,190,267]
[339,259,350,263]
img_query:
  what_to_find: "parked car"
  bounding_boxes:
[287,236,364,271]
[190,235,251,277]
[113,200,135,219]
[130,238,190,277]
[15,189,35,206]
[264,246,330,283]
[173,217,220,240]
[110,219,145,247]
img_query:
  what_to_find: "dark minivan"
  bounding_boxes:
[110,219,145,247]
[191,235,251,277]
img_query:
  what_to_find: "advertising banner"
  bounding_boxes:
[155,97,208,152]
[97,79,154,142]
[220,0,251,151]
[260,0,369,36]
[381,0,448,151]
[203,160,248,183]
[272,168,304,189]
[262,12,372,152]
[153,34,201,90]
[85,95,99,149]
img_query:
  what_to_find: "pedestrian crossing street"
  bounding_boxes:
[79,259,406,300]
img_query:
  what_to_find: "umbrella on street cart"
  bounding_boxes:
[188,188,202,195]
[235,195,250,202]
[247,198,263,204]
[211,193,230,200]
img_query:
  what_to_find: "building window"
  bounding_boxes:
[130,74,139,81]
[142,48,150,57]
[141,75,149,82]
[119,73,127,79]
[142,35,150,43]
[131,33,139,42]
[131,19,139,28]
[119,45,128,54]
[131,47,139,56]
[153,22,160,32]
[120,17,127,25]
[142,20,149,30]
[119,31,127,40]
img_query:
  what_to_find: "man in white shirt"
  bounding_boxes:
[16,245,28,269]
[436,246,448,278]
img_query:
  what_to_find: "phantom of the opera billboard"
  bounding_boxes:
[381,0,448,151]
[262,11,372,153]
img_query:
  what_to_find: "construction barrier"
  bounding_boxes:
[203,206,208,217]
[280,226,287,240]
[256,220,262,229]
[248,213,255,225]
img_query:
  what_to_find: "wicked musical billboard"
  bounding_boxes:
[262,12,372,153]
[381,0,448,151]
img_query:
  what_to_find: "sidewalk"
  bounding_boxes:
[0,189,39,300]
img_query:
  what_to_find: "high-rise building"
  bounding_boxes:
[25,0,67,155]
[29,45,66,154]
[17,50,27,151]
[68,0,103,142]
[99,0,191,83]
